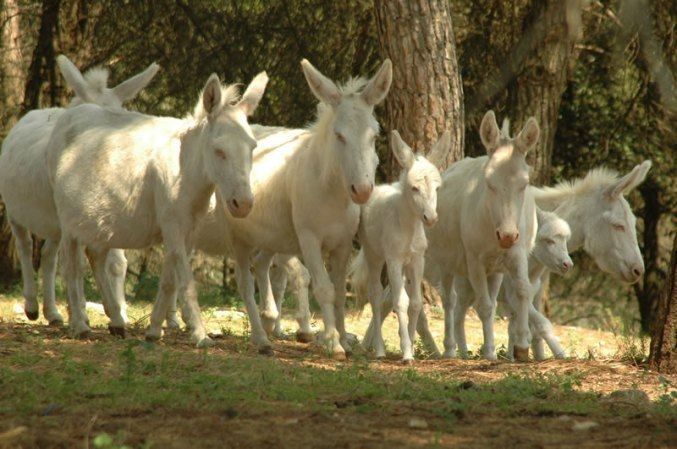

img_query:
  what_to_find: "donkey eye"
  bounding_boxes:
[215,149,227,160]
[335,133,346,144]
[545,238,555,245]
[613,224,625,232]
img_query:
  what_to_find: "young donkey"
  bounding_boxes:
[196,59,392,357]
[46,72,268,345]
[0,55,159,330]
[425,111,540,361]
[352,130,447,362]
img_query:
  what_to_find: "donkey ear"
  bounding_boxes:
[607,160,652,198]
[427,130,451,172]
[391,130,415,170]
[112,62,160,103]
[479,110,500,153]
[515,117,540,153]
[238,71,269,116]
[57,55,92,102]
[301,59,341,106]
[361,59,393,106]
[202,73,222,117]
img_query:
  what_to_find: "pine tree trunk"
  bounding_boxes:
[1,0,26,125]
[374,0,464,178]
[507,0,585,185]
[649,234,677,373]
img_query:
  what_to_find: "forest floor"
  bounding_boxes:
[0,294,675,449]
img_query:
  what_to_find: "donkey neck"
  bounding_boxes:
[178,122,216,216]
[552,195,591,253]
[305,111,351,204]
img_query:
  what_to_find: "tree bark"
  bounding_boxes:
[374,0,464,178]
[20,0,61,115]
[506,0,585,186]
[649,233,677,373]
[1,0,26,125]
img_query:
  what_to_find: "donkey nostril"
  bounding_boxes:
[424,214,428,221]
[514,232,520,242]
[232,199,239,209]
[633,268,642,277]
[351,185,358,195]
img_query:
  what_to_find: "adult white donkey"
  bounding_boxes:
[0,55,159,330]
[46,72,268,345]
[199,59,392,357]
[525,162,651,359]
[425,111,540,361]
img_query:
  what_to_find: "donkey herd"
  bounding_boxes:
[0,55,650,363]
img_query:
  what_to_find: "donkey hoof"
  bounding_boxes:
[48,319,64,327]
[331,350,347,361]
[145,333,161,343]
[402,358,414,366]
[75,329,92,340]
[258,346,275,356]
[25,310,39,321]
[108,325,126,338]
[296,331,315,343]
[513,346,530,362]
[196,337,215,349]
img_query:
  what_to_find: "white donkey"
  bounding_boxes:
[46,72,268,345]
[425,111,540,361]
[196,59,392,357]
[351,130,447,362]
[0,55,159,331]
[448,208,573,359]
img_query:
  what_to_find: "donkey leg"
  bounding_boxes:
[288,258,313,342]
[146,254,177,342]
[253,251,279,335]
[9,220,38,321]
[404,254,424,348]
[505,255,531,362]
[329,243,356,351]
[466,261,497,361]
[60,236,91,338]
[105,249,129,325]
[416,308,441,358]
[234,244,272,354]
[453,277,474,358]
[440,272,457,359]
[40,238,63,326]
[85,247,126,337]
[387,261,413,362]
[270,255,290,338]
[298,230,344,358]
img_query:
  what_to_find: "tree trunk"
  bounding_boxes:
[649,234,677,373]
[506,0,585,186]
[634,178,663,333]
[373,0,464,178]
[1,0,26,125]
[20,0,61,115]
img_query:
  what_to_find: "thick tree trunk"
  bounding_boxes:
[1,0,26,125]
[374,0,464,178]
[20,0,61,115]
[506,0,585,186]
[649,234,677,373]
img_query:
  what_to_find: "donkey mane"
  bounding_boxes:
[534,167,619,207]
[83,67,110,94]
[190,83,241,122]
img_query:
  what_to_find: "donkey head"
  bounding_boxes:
[195,72,269,218]
[583,161,651,283]
[57,55,159,109]
[533,209,573,275]
[300,59,392,204]
[479,110,540,249]
[390,130,447,227]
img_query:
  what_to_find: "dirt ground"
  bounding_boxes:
[0,297,675,449]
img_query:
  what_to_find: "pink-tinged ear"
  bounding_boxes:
[607,160,652,198]
[112,62,160,103]
[201,73,222,117]
[479,110,500,154]
[300,59,341,106]
[57,55,92,102]
[427,130,451,172]
[238,71,269,116]
[361,59,392,106]
[390,130,415,170]
[515,117,540,154]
